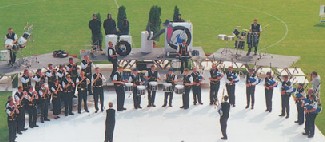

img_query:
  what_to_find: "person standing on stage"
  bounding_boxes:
[105,102,116,142]
[209,64,223,105]
[5,28,18,66]
[162,68,177,107]
[279,75,293,119]
[181,68,193,109]
[118,17,129,36]
[219,96,230,140]
[245,69,258,110]
[33,69,46,93]
[145,65,161,107]
[14,86,28,134]
[264,72,277,112]
[76,71,90,113]
[81,55,93,96]
[177,39,190,74]
[246,19,262,56]
[112,67,127,111]
[294,83,305,125]
[21,69,31,92]
[93,67,106,113]
[62,74,75,116]
[311,71,321,104]
[51,79,62,119]
[107,41,118,79]
[56,65,66,84]
[302,91,319,138]
[89,14,102,51]
[103,13,117,35]
[225,66,239,107]
[129,68,144,109]
[66,57,78,83]
[191,67,203,105]
[6,96,19,142]
[27,87,38,128]
[39,84,50,123]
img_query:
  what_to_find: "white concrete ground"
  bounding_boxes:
[16,80,325,142]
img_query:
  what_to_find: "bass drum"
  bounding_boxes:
[5,39,13,49]
[116,40,131,56]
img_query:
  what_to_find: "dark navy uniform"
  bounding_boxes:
[220,101,230,139]
[247,24,261,55]
[62,78,75,116]
[103,15,117,35]
[66,63,78,83]
[182,75,193,109]
[21,74,31,92]
[265,77,276,112]
[39,88,50,122]
[280,80,293,118]
[6,102,18,142]
[93,73,105,112]
[163,73,176,107]
[89,17,102,48]
[245,73,258,109]
[191,71,203,105]
[178,44,190,74]
[303,98,318,138]
[129,73,143,108]
[108,47,118,78]
[105,108,116,142]
[147,70,159,107]
[81,60,93,96]
[6,32,17,65]
[225,71,238,106]
[46,69,57,89]
[51,84,62,116]
[27,91,38,128]
[76,76,89,113]
[33,74,45,93]
[14,91,27,132]
[209,69,222,105]
[294,87,305,124]
[113,72,126,111]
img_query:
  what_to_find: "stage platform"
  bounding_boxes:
[208,48,300,68]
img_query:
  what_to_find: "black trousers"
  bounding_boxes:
[40,99,49,121]
[105,125,115,142]
[220,117,228,138]
[93,87,104,111]
[180,58,189,74]
[147,90,156,105]
[52,97,61,115]
[280,94,290,116]
[305,113,317,136]
[226,84,235,105]
[8,119,17,142]
[115,86,125,110]
[78,90,88,113]
[163,92,173,106]
[246,86,255,107]
[9,49,17,65]
[182,87,191,109]
[64,91,74,115]
[192,85,202,104]
[265,89,273,111]
[86,74,93,96]
[296,101,304,124]
[133,89,141,108]
[92,34,102,47]
[247,36,259,54]
[17,107,25,132]
[28,105,37,127]
[210,83,220,104]
[109,59,118,78]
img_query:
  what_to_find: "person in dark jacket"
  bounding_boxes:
[103,14,117,35]
[118,17,129,35]
[219,95,230,140]
[89,14,102,51]
[105,102,116,142]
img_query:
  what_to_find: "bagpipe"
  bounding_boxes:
[267,78,277,87]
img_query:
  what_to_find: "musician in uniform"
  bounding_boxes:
[219,96,230,140]
[311,71,321,104]
[66,57,78,83]
[103,13,117,35]
[181,68,193,109]
[129,68,144,109]
[264,72,277,112]
[89,14,103,51]
[76,71,90,113]
[112,67,127,111]
[21,69,31,92]
[33,69,46,93]
[62,74,75,116]
[6,96,19,142]
[209,64,223,105]
[246,19,262,56]
[302,91,319,138]
[45,64,57,88]
[145,65,161,107]
[27,86,38,128]
[51,79,62,119]
[105,102,116,142]
[56,64,66,84]
[107,41,118,78]
[93,67,106,112]
[191,67,203,105]
[177,39,190,74]
[294,83,305,125]
[39,84,50,123]
[14,86,28,134]
[81,55,93,96]
[5,27,18,66]
[245,69,258,109]
[279,75,293,119]
[225,66,239,107]
[162,68,177,107]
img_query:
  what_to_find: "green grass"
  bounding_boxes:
[0,92,11,142]
[0,0,324,135]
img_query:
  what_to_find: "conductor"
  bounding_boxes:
[105,102,116,142]
[219,95,230,140]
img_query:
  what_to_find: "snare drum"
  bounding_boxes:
[218,34,227,40]
[124,83,133,92]
[163,83,173,92]
[5,39,13,49]
[174,84,185,94]
[137,85,146,95]
[149,81,158,91]
[227,36,235,41]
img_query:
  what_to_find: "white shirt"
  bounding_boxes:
[21,76,30,83]
[32,75,41,82]
[108,47,114,56]
[113,72,121,81]
[5,34,18,41]
[56,70,65,78]
[145,71,161,79]
[92,73,107,83]
[81,60,94,70]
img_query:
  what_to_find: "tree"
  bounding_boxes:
[117,5,127,30]
[173,6,180,22]
[147,5,161,40]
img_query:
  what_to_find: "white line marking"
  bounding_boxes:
[0,1,37,9]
